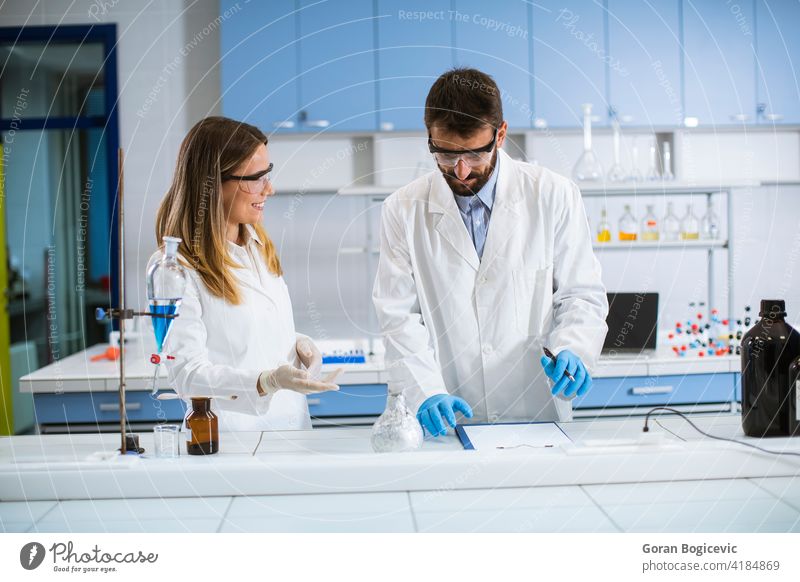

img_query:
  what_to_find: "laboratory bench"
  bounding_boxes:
[19,342,743,432]
[1,414,799,533]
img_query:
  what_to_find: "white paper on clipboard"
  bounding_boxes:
[457,423,572,450]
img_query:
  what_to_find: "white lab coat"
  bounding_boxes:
[156,224,311,431]
[373,149,608,423]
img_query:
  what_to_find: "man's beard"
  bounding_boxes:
[441,150,497,197]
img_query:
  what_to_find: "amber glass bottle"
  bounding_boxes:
[740,300,800,437]
[185,397,219,455]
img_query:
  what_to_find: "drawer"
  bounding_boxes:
[307,384,387,417]
[573,373,735,409]
[34,392,187,424]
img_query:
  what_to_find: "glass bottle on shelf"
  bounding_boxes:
[661,141,674,181]
[572,103,603,182]
[701,199,720,240]
[607,119,626,182]
[641,205,659,241]
[618,205,638,241]
[646,138,659,181]
[629,141,643,182]
[680,203,700,240]
[596,207,611,243]
[662,202,681,242]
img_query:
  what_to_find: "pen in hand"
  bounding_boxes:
[542,346,575,382]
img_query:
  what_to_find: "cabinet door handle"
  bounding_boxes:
[630,385,674,396]
[729,113,750,122]
[99,402,142,412]
[272,120,295,129]
[303,119,330,128]
[307,398,322,406]
[764,113,784,121]
[533,118,548,129]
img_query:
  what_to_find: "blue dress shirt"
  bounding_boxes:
[453,161,499,260]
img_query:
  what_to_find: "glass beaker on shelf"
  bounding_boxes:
[641,205,659,241]
[701,199,720,240]
[596,207,612,243]
[662,202,681,241]
[618,204,638,241]
[572,103,603,182]
[680,203,700,240]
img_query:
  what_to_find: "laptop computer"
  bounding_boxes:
[601,292,659,356]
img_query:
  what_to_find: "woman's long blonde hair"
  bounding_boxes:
[156,116,282,305]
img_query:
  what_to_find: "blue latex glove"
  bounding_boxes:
[539,349,592,398]
[417,394,473,437]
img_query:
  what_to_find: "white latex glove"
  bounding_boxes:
[295,335,323,378]
[258,365,342,396]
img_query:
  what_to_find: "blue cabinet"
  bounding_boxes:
[220,0,299,132]
[34,392,187,425]
[531,0,608,128]
[307,384,387,417]
[452,0,532,128]
[298,0,377,131]
[376,0,454,131]
[606,0,682,126]
[682,0,756,126]
[573,373,735,409]
[755,0,800,124]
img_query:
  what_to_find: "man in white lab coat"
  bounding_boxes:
[372,68,609,437]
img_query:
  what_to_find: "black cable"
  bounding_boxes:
[643,407,800,458]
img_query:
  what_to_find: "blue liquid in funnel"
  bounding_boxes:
[150,299,181,353]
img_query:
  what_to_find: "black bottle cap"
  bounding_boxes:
[759,299,786,317]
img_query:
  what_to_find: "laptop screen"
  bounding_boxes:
[602,292,659,353]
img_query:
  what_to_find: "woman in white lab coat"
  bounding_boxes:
[154,116,339,431]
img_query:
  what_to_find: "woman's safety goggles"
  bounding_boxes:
[223,162,274,193]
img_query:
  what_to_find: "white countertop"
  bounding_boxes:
[3,414,799,533]
[20,342,740,393]
[2,414,797,504]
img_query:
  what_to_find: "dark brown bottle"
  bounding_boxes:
[185,397,219,455]
[789,356,800,436]
[740,299,800,437]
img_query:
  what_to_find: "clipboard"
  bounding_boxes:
[455,421,572,450]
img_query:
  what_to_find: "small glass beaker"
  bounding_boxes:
[153,424,181,458]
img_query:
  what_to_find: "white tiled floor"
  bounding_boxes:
[4,477,800,533]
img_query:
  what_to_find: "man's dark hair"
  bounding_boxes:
[424,68,503,136]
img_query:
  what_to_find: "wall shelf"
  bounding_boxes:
[593,240,727,250]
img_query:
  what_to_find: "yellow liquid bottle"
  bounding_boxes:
[596,208,611,242]
[618,204,638,241]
